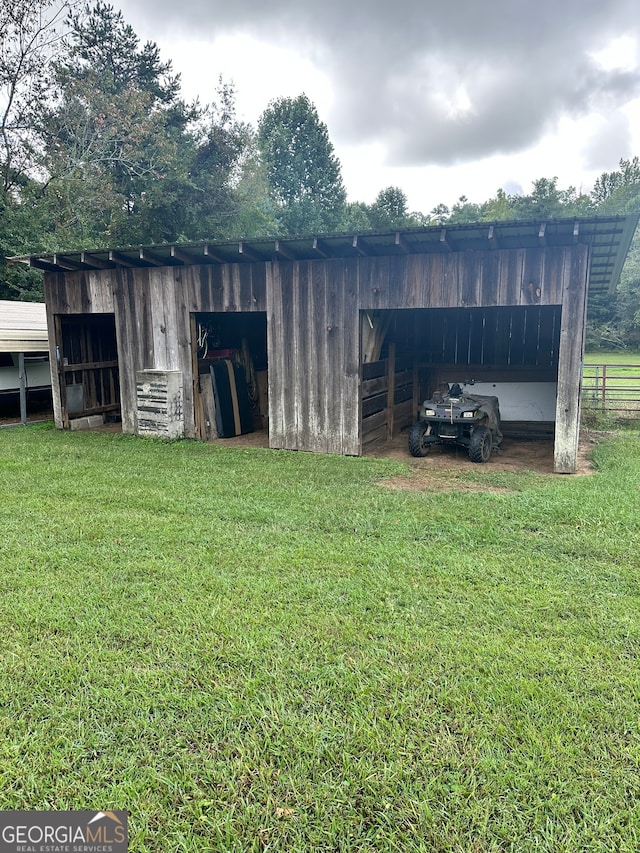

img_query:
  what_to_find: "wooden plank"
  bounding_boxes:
[294,262,309,450]
[281,263,297,449]
[200,375,218,439]
[222,265,236,311]
[266,263,285,449]
[310,260,328,453]
[63,360,118,372]
[362,423,388,451]
[174,269,195,438]
[362,392,387,417]
[342,259,360,455]
[211,264,224,310]
[362,409,387,435]
[394,399,414,426]
[554,244,589,473]
[362,359,386,380]
[386,343,396,439]
[190,313,202,439]
[251,263,268,311]
[362,375,388,397]
[324,261,344,454]
[522,247,545,306]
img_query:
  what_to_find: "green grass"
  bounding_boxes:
[1,425,640,851]
[584,351,640,365]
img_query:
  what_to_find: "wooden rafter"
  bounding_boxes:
[538,223,547,245]
[394,232,411,253]
[312,237,329,258]
[352,235,370,257]
[238,241,262,262]
[203,244,226,263]
[439,229,452,251]
[274,240,295,261]
[80,252,114,270]
[109,250,137,267]
[170,246,193,265]
[139,248,167,266]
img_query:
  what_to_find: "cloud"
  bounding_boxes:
[582,110,633,170]
[117,0,640,168]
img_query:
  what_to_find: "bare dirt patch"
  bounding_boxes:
[370,430,598,493]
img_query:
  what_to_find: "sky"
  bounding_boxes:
[115,0,640,215]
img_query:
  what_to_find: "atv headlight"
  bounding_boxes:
[462,410,477,418]
[424,408,436,416]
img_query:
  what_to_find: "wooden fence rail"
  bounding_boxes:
[582,363,640,417]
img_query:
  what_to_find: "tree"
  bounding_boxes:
[257,94,346,236]
[0,0,72,195]
[33,4,252,247]
[592,157,640,211]
[0,0,74,300]
[368,186,409,228]
[589,157,640,349]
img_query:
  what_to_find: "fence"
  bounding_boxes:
[581,363,640,419]
[361,347,414,451]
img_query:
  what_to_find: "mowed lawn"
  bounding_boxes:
[1,425,640,852]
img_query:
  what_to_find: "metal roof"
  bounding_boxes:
[0,300,48,353]
[9,214,639,294]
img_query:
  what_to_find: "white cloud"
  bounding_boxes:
[115,0,640,211]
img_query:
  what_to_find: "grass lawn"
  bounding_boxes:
[584,351,640,365]
[1,425,640,852]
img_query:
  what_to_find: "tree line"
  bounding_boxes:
[1,1,639,348]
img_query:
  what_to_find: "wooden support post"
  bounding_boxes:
[18,352,27,425]
[554,246,589,473]
[387,343,396,439]
[189,314,203,439]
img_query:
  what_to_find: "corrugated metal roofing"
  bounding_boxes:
[0,300,48,353]
[9,214,639,294]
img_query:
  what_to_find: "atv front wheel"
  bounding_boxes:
[469,426,492,463]
[408,422,433,457]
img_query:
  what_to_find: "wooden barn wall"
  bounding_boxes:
[44,243,588,459]
[358,245,575,310]
[44,263,268,438]
[268,260,360,455]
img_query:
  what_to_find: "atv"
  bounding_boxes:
[408,382,503,463]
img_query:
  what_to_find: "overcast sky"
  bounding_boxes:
[116,0,640,213]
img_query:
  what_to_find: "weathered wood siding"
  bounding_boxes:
[359,246,570,310]
[554,245,590,472]
[44,243,588,465]
[44,263,268,438]
[268,260,360,455]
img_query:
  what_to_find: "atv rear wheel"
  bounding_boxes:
[408,422,433,457]
[469,425,492,463]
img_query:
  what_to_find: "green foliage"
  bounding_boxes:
[2,427,640,850]
[365,185,428,230]
[257,94,347,236]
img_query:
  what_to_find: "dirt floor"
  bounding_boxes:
[0,393,53,427]
[209,426,597,484]
[371,431,600,493]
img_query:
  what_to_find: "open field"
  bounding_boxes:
[1,425,640,851]
[584,351,640,365]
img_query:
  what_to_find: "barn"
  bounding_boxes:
[12,214,638,472]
